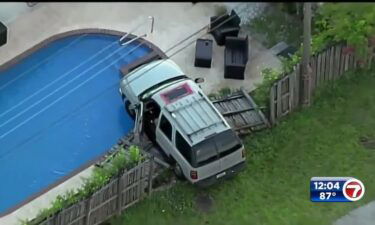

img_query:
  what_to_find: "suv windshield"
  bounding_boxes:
[191,129,242,167]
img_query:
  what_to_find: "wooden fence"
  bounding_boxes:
[35,158,154,225]
[211,88,270,135]
[269,44,375,124]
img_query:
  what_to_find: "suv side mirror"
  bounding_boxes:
[194,77,205,84]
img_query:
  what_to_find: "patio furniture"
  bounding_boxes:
[0,22,7,47]
[224,36,249,80]
[194,38,213,68]
[270,41,298,59]
[277,45,298,59]
[209,9,241,46]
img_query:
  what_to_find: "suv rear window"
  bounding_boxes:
[191,130,242,167]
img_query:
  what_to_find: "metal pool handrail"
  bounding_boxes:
[119,16,154,46]
[121,34,147,46]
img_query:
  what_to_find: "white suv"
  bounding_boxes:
[120,59,246,186]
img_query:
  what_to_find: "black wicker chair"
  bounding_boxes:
[209,10,241,46]
[224,36,249,80]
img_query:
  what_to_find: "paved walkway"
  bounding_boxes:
[334,201,375,225]
[0,3,281,224]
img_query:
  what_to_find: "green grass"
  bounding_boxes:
[111,68,375,225]
[246,5,303,49]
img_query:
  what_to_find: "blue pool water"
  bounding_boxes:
[0,33,151,214]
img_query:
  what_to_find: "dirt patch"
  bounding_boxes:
[359,136,375,150]
[152,169,177,192]
[195,193,214,213]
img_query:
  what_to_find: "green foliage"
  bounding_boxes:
[247,6,303,49]
[278,3,301,15]
[129,145,142,165]
[24,145,143,225]
[252,68,283,108]
[280,52,302,74]
[207,93,218,100]
[208,87,233,100]
[218,87,232,97]
[312,3,375,57]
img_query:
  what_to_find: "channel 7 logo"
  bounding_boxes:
[310,177,365,202]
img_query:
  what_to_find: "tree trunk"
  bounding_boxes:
[300,2,312,107]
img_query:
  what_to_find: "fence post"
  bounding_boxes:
[117,172,123,216]
[368,46,374,69]
[301,3,312,108]
[269,84,275,125]
[300,64,313,107]
[148,156,154,196]
[85,197,91,225]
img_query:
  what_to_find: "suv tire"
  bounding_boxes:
[173,163,185,180]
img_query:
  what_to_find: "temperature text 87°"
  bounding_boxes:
[320,192,336,200]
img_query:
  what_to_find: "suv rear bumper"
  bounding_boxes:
[194,161,246,188]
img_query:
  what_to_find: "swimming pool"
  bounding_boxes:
[0,32,152,214]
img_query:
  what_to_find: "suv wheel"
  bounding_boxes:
[124,100,135,119]
[173,163,185,180]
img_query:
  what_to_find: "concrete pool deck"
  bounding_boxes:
[0,2,281,224]
[0,2,281,95]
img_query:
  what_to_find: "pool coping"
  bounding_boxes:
[0,28,166,218]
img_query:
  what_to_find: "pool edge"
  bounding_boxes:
[0,28,167,73]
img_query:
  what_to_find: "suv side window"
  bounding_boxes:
[175,131,192,163]
[159,115,172,140]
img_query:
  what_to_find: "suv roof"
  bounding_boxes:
[152,80,230,145]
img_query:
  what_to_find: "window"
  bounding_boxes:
[192,139,218,167]
[159,115,172,140]
[175,131,192,163]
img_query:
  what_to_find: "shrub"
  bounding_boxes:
[208,87,233,100]
[22,145,143,225]
[312,3,375,58]
[252,68,283,108]
[218,87,232,97]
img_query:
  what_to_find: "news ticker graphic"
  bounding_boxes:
[310,177,365,202]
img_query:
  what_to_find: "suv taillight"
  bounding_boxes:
[190,170,198,180]
[242,149,246,158]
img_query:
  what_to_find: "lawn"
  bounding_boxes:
[111,68,375,225]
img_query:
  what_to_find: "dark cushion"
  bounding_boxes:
[209,10,241,46]
[225,36,249,64]
[209,15,230,31]
[224,36,249,80]
[194,39,213,68]
[211,27,240,46]
[0,22,7,47]
[229,9,241,27]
